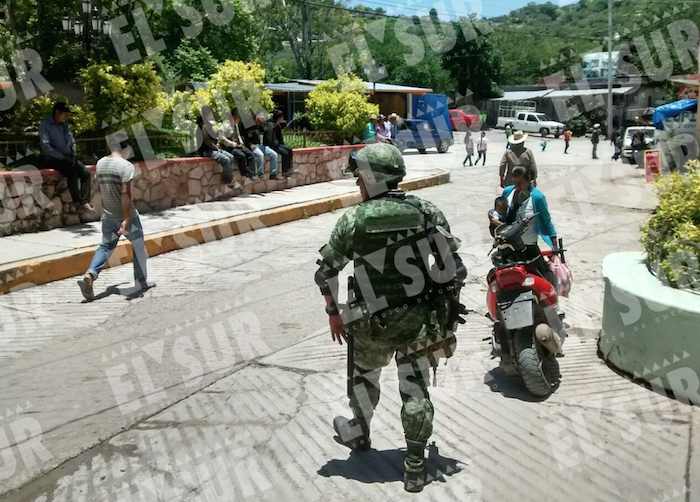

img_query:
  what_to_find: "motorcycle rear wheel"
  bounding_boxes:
[515,329,560,397]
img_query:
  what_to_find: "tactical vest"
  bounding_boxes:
[351,195,435,315]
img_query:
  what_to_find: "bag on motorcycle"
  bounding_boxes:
[548,255,573,298]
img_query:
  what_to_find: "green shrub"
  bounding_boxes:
[305,73,379,139]
[565,115,590,137]
[78,62,167,133]
[641,161,700,290]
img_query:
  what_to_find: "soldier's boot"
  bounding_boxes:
[404,439,428,492]
[333,416,371,451]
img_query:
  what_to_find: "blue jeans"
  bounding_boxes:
[206,150,234,179]
[87,216,148,283]
[251,146,278,177]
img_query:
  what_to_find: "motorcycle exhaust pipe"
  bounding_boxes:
[535,323,560,355]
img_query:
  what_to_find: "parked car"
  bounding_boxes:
[395,119,454,154]
[621,126,656,164]
[449,109,480,131]
[511,111,565,138]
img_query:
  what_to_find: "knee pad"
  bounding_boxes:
[401,397,434,442]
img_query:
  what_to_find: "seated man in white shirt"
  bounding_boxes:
[217,108,260,183]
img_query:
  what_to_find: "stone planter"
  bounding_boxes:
[600,251,700,401]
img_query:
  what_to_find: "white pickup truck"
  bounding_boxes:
[498,111,565,138]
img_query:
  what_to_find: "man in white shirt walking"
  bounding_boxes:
[77,135,154,301]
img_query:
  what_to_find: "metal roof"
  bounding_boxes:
[494,86,634,101]
[265,83,317,93]
[546,86,634,98]
[293,79,433,94]
[493,90,553,101]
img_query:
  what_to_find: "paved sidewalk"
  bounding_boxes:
[0,163,447,292]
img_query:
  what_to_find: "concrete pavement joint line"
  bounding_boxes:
[0,172,449,295]
[0,358,260,499]
[0,326,331,497]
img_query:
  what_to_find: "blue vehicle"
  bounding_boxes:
[395,119,454,154]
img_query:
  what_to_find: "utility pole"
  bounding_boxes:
[607,0,613,140]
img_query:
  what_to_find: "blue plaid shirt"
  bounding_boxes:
[39,117,76,161]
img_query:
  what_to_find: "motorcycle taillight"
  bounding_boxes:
[495,267,527,291]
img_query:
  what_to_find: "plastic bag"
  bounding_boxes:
[548,255,573,297]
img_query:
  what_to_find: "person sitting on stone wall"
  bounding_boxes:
[39,102,94,213]
[196,107,239,188]
[243,113,281,180]
[217,108,260,184]
[263,110,298,178]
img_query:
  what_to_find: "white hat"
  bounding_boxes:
[594,123,601,128]
[508,130,528,144]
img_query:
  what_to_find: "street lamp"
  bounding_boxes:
[62,9,71,32]
[62,2,105,55]
[91,6,101,32]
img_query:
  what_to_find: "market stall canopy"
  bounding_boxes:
[652,99,697,130]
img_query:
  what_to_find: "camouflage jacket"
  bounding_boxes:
[319,195,452,271]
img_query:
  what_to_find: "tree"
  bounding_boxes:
[305,73,379,138]
[442,16,503,100]
[356,15,456,94]
[169,39,218,83]
[259,0,357,79]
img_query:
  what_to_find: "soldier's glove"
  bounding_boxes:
[448,302,468,326]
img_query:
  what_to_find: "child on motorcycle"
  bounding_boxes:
[488,196,508,237]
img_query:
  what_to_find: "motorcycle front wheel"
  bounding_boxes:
[515,328,560,397]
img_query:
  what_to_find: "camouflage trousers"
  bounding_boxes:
[347,304,434,466]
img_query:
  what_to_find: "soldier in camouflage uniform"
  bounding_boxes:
[314,143,467,492]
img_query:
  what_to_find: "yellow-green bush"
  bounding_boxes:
[306,74,379,139]
[205,61,273,116]
[78,62,167,132]
[12,93,96,136]
[641,161,700,290]
[165,61,273,125]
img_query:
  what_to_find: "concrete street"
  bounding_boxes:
[1,132,696,502]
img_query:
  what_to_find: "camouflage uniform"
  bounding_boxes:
[316,144,465,491]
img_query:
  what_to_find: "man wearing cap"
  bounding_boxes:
[591,123,601,159]
[314,143,467,492]
[499,130,538,188]
[361,114,378,143]
[39,102,93,211]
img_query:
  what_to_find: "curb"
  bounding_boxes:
[0,171,450,294]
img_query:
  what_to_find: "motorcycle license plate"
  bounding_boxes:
[498,291,534,330]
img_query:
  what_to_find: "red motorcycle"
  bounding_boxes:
[486,215,568,397]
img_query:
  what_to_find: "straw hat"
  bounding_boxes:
[388,113,399,120]
[594,123,601,128]
[508,130,528,144]
[369,113,378,120]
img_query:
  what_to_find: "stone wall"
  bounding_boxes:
[0,145,361,236]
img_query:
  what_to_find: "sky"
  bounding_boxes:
[350,0,564,20]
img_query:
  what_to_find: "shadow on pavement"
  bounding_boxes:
[81,283,152,303]
[484,367,552,402]
[317,442,463,486]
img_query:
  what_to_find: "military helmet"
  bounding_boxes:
[348,143,406,186]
